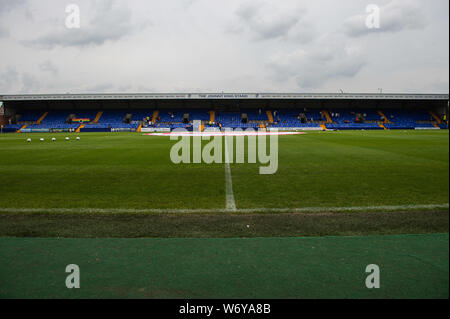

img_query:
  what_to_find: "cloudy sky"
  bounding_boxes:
[0,0,448,94]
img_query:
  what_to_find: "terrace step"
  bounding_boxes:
[152,110,159,122]
[322,110,333,124]
[137,124,142,132]
[93,111,103,123]
[377,110,390,123]
[17,124,26,133]
[209,111,215,123]
[429,111,441,124]
[76,124,85,133]
[378,123,387,130]
[37,112,48,124]
[320,124,327,131]
[266,110,274,123]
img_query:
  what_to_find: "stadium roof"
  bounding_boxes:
[1,93,448,101]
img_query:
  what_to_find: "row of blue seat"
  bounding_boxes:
[7,108,447,130]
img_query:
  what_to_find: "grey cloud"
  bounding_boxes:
[180,0,198,10]
[21,73,40,93]
[135,85,155,93]
[429,79,449,93]
[0,24,9,37]
[0,0,26,13]
[0,67,19,92]
[39,60,58,75]
[83,83,116,93]
[117,85,133,92]
[81,83,153,93]
[0,0,26,37]
[0,1,446,94]
[235,1,307,41]
[344,0,428,37]
[267,36,367,89]
[27,0,145,48]
[0,67,41,94]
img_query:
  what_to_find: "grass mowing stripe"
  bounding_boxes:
[0,203,447,214]
[0,234,448,298]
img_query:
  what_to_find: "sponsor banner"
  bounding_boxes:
[21,128,50,133]
[269,127,323,131]
[111,128,136,132]
[415,127,440,130]
[141,127,171,133]
[81,128,111,132]
[50,128,74,133]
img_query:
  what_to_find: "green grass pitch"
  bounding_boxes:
[0,129,448,298]
[0,130,448,211]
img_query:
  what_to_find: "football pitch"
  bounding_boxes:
[0,130,448,212]
[0,129,448,298]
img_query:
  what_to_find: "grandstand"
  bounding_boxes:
[0,93,448,133]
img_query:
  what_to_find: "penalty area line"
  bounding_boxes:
[0,204,448,215]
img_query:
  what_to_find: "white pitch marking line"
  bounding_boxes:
[224,137,237,211]
[145,131,306,137]
[0,204,447,215]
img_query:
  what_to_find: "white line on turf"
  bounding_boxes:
[145,131,306,137]
[224,137,237,211]
[0,204,447,214]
